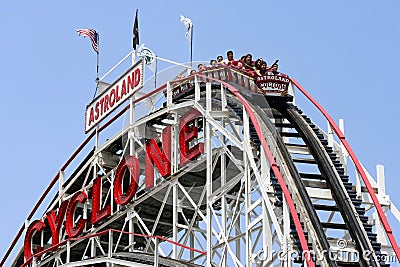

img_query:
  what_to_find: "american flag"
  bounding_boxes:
[77,29,98,53]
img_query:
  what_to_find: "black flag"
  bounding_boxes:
[133,9,139,50]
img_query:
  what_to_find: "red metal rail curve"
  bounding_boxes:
[291,78,400,262]
[198,74,315,267]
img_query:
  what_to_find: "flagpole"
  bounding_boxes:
[94,33,100,98]
[95,33,100,148]
[130,9,139,157]
[154,58,157,89]
[131,47,137,66]
[76,28,100,98]
[132,9,139,66]
[96,33,100,83]
[190,25,193,68]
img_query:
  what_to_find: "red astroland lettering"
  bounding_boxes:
[127,69,139,93]
[104,94,110,113]
[115,85,121,102]
[88,108,95,126]
[109,88,116,107]
[95,102,100,120]
[127,75,133,94]
[121,79,127,97]
[99,98,105,116]
[134,68,141,87]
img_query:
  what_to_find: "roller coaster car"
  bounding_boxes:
[169,80,222,102]
[255,73,290,96]
[161,81,195,103]
[166,66,293,106]
[251,73,293,106]
[171,81,194,98]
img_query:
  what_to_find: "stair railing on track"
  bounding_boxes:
[291,78,400,262]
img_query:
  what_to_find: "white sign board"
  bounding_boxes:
[255,74,290,96]
[85,60,144,133]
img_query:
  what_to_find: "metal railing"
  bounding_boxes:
[22,228,206,267]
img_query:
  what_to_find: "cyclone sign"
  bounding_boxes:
[23,108,205,262]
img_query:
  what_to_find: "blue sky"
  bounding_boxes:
[1,0,400,263]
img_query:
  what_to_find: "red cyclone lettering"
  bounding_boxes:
[46,200,69,247]
[65,191,87,238]
[24,220,45,261]
[91,177,111,224]
[145,126,172,188]
[113,156,140,205]
[180,109,204,166]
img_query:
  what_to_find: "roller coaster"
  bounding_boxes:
[2,57,400,267]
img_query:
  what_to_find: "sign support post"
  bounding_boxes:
[130,51,138,157]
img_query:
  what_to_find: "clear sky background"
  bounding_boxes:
[1,0,400,264]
